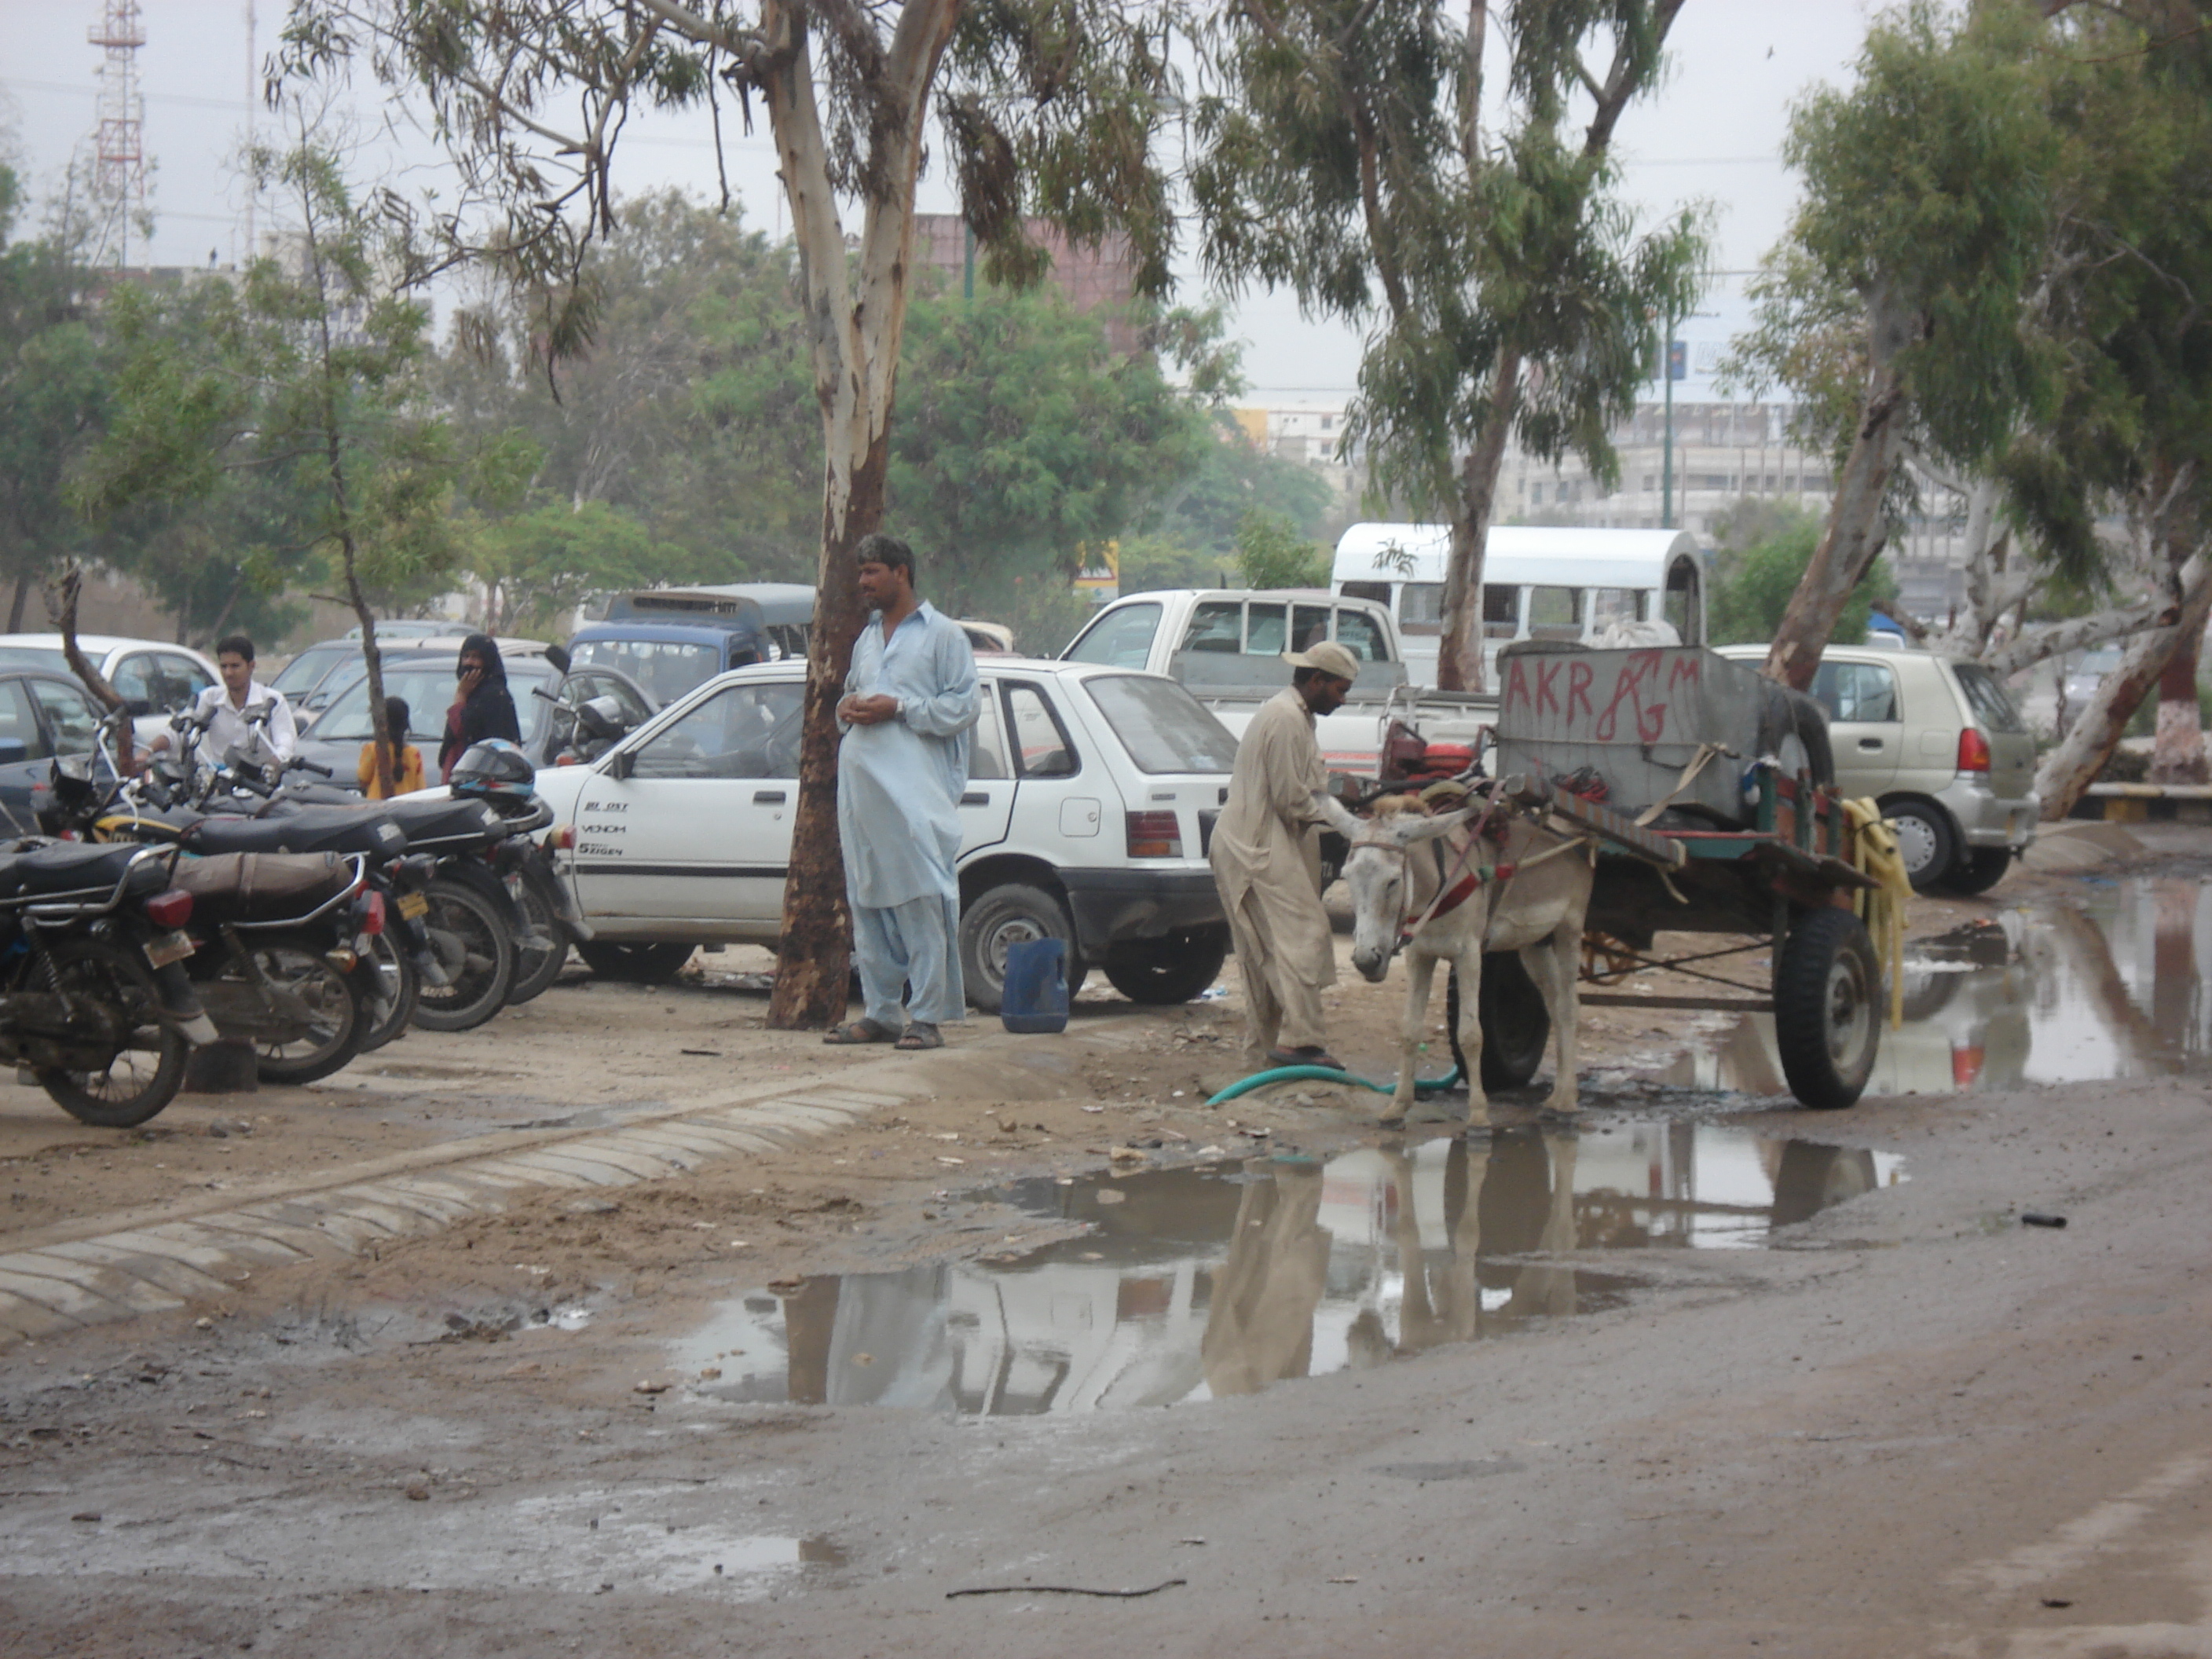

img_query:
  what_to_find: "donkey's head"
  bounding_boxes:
[1316,793,1473,983]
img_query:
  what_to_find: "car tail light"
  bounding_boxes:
[1951,1044,1986,1088]
[1957,727,1992,773]
[145,888,192,928]
[355,890,386,936]
[1125,810,1183,859]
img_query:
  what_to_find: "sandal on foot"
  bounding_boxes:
[823,1019,899,1046]
[1267,1046,1346,1071]
[895,1022,944,1050]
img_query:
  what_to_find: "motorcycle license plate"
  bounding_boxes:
[397,891,429,920]
[504,874,524,899]
[144,931,195,969]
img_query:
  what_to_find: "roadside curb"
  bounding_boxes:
[0,1013,1149,1350]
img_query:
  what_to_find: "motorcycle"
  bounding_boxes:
[0,837,218,1127]
[446,738,588,1005]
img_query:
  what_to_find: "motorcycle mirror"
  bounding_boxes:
[544,643,572,674]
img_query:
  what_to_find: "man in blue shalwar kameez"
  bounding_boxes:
[823,533,980,1051]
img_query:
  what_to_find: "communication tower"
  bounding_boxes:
[86,0,148,265]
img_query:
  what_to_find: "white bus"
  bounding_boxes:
[1331,523,1708,685]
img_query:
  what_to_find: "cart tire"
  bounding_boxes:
[1449,953,1549,1091]
[1756,681,1836,788]
[1773,907,1881,1109]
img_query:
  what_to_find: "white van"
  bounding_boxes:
[1331,524,1708,683]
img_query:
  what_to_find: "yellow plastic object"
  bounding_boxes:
[1844,797,1912,1029]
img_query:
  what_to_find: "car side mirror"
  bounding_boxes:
[607,747,635,780]
[0,738,26,766]
[123,698,153,719]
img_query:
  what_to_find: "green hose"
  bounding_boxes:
[1205,1061,1464,1107]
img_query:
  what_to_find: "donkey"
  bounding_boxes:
[1319,791,1594,1124]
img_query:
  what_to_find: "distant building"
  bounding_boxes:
[1228,397,1361,509]
[910,215,1140,354]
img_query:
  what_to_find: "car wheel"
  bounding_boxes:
[1103,936,1227,1005]
[1942,847,2012,897]
[1882,798,1957,892]
[576,941,696,984]
[960,883,1084,1014]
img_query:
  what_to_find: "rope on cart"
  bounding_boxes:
[1844,797,1912,1029]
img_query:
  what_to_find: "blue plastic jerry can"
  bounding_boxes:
[999,937,1070,1034]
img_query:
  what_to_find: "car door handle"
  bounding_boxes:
[961,791,989,806]
[753,789,786,804]
[1858,738,1884,750]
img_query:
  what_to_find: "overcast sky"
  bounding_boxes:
[2,2,1880,399]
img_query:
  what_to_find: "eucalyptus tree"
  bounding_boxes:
[1189,0,1704,691]
[75,141,478,798]
[280,0,1180,1027]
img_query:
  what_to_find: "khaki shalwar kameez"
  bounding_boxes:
[1210,686,1335,1068]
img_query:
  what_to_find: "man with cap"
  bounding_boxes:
[1209,639,1361,1072]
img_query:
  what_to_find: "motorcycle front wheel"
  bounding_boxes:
[33,939,189,1128]
[411,875,517,1032]
[229,934,367,1086]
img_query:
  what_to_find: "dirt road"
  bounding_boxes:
[2,845,2208,1657]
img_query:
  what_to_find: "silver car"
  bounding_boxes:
[1720,643,2038,894]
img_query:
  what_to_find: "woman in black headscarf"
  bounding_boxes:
[439,633,522,782]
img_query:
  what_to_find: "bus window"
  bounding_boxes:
[1528,586,1584,640]
[1592,588,1646,628]
[1245,602,1287,656]
[1399,582,1444,635]
[1481,585,1522,639]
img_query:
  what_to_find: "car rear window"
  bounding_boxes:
[1082,673,1241,775]
[1950,663,2025,734]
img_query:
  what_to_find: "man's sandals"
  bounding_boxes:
[822,1018,944,1050]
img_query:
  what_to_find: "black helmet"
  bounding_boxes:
[449,738,536,800]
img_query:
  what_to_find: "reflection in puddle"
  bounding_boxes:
[681,1125,1899,1415]
[1669,877,2212,1096]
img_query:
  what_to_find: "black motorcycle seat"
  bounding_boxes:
[361,796,505,848]
[181,807,407,859]
[0,840,157,903]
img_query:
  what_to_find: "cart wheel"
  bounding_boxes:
[1448,953,1549,1091]
[1773,907,1881,1109]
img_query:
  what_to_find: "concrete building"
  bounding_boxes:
[910,214,1141,355]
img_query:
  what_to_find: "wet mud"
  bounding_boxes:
[682,1122,1902,1414]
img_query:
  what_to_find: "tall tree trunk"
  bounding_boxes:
[8,573,29,633]
[1435,352,1520,692]
[2149,607,2209,784]
[1763,290,1920,691]
[761,0,958,1031]
[2036,546,2210,819]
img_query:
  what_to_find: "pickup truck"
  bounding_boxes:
[1059,588,1493,777]
[531,657,1241,1010]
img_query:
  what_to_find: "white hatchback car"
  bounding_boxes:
[529,658,1242,1009]
[0,634,223,749]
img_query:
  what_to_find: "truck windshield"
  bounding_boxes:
[1064,602,1163,668]
[570,639,723,705]
[1084,674,1241,775]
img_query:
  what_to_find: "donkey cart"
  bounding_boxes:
[1456,643,1895,1111]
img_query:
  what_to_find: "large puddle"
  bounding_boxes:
[680,1123,1902,1415]
[1666,875,2212,1096]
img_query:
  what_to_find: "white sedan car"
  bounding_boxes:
[530,658,1242,1009]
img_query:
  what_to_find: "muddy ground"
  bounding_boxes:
[2,829,2208,1657]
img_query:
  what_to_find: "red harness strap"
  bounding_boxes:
[1426,859,1516,921]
